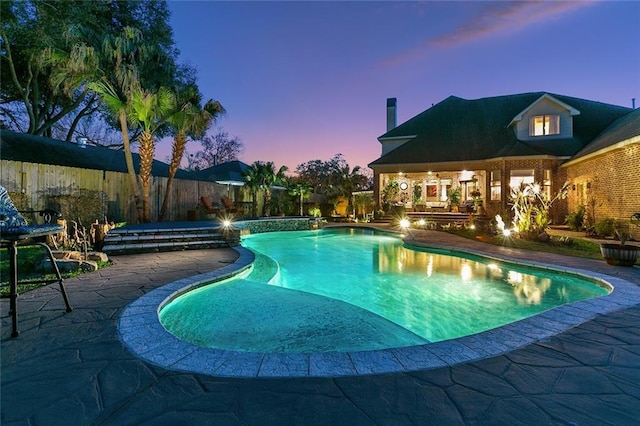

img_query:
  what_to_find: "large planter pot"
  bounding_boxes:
[599,243,640,266]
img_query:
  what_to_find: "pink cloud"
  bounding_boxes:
[384,1,595,66]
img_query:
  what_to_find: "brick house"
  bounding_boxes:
[368,93,638,234]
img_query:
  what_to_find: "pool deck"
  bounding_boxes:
[2,224,639,424]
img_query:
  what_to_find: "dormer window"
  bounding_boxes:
[530,114,560,136]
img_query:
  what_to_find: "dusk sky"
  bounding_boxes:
[162,0,640,173]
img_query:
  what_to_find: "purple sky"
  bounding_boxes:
[161,0,640,173]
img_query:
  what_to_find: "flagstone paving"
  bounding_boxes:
[2,226,639,425]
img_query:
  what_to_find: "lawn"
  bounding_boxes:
[0,245,110,296]
[448,228,607,260]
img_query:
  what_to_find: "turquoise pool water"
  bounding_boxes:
[159,228,609,353]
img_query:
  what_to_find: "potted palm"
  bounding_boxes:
[447,187,462,212]
[599,220,640,266]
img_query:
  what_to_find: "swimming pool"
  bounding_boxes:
[159,227,609,353]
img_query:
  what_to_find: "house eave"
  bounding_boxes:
[377,134,418,143]
[561,134,640,168]
[370,154,569,172]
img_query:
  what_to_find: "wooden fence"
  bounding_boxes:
[0,160,248,224]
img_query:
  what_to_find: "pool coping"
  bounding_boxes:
[118,231,640,378]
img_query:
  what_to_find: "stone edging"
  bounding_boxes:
[118,234,640,378]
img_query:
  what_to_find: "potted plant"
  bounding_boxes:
[447,187,462,212]
[599,220,640,266]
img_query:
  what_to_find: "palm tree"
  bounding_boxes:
[90,78,144,221]
[260,162,288,216]
[127,86,174,222]
[159,85,225,221]
[289,182,312,216]
[243,161,288,216]
[88,27,147,222]
[333,163,367,216]
[242,164,262,217]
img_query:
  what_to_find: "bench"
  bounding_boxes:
[200,196,225,217]
[0,186,72,337]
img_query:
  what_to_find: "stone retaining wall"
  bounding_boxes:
[236,217,323,235]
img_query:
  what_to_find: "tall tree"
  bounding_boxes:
[331,160,368,215]
[88,26,148,222]
[288,181,312,216]
[1,0,99,136]
[159,86,225,221]
[296,154,369,194]
[127,86,174,222]
[1,0,181,140]
[188,128,243,170]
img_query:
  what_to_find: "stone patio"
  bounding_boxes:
[2,226,639,425]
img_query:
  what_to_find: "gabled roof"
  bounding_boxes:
[0,130,197,180]
[195,160,251,185]
[508,93,580,127]
[570,108,640,160]
[369,92,632,167]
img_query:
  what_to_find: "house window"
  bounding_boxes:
[543,169,551,199]
[510,169,534,189]
[490,170,501,201]
[530,115,560,136]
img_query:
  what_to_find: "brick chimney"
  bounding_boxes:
[386,98,397,132]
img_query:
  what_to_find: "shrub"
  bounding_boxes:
[45,188,104,228]
[308,207,321,217]
[594,217,615,237]
[565,205,585,231]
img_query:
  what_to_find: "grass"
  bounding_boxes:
[448,228,607,260]
[0,245,111,296]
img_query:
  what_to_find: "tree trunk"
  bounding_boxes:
[118,111,143,222]
[158,132,186,222]
[138,130,155,223]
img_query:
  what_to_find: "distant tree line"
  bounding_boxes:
[239,154,371,218]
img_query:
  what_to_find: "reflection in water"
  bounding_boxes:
[509,272,552,305]
[378,241,557,305]
[240,228,608,342]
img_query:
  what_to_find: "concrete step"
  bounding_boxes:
[102,239,229,255]
[102,225,238,255]
[104,232,225,244]
[106,226,223,237]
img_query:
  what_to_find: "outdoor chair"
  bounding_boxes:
[200,196,225,217]
[0,185,72,337]
[220,196,239,214]
[459,200,475,213]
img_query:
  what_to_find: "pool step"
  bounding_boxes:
[102,225,240,255]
